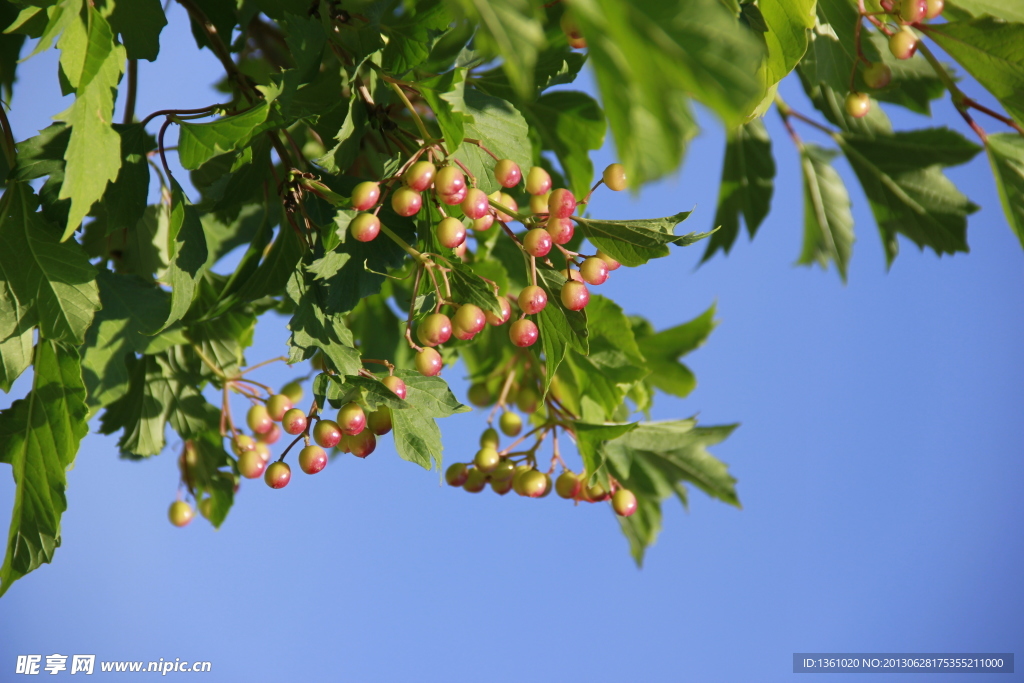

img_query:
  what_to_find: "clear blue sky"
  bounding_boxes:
[1,6,1022,682]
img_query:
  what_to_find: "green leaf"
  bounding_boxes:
[0,326,33,393]
[923,17,1024,127]
[985,133,1024,249]
[176,103,271,170]
[101,124,152,235]
[313,373,411,412]
[573,421,638,476]
[448,0,545,97]
[797,144,855,280]
[10,123,72,227]
[838,128,981,264]
[473,45,588,101]
[0,340,88,597]
[187,433,237,529]
[535,264,589,394]
[418,68,467,150]
[163,182,209,329]
[0,183,101,345]
[759,0,815,90]
[526,90,605,200]
[574,210,708,267]
[449,261,503,316]
[381,0,453,75]
[702,119,775,262]
[0,2,27,101]
[636,303,717,398]
[388,369,468,470]
[285,268,362,376]
[452,89,532,195]
[945,0,1024,23]
[107,0,167,61]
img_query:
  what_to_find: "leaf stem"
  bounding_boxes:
[388,81,432,142]
[175,0,256,101]
[123,59,138,124]
[912,38,989,142]
[380,223,427,263]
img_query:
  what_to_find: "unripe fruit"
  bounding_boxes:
[480,427,500,449]
[337,401,367,436]
[548,188,576,219]
[523,228,553,257]
[454,241,468,260]
[560,280,590,311]
[239,449,267,479]
[612,489,638,517]
[560,13,585,46]
[468,383,493,407]
[499,411,522,437]
[580,257,609,285]
[198,497,213,520]
[485,297,511,326]
[491,477,514,495]
[367,406,393,435]
[471,215,494,232]
[491,459,516,481]
[863,62,892,90]
[403,160,436,191]
[452,304,487,340]
[281,381,304,404]
[845,92,871,119]
[254,442,272,463]
[596,250,621,271]
[521,470,549,498]
[526,167,552,196]
[509,319,539,347]
[417,312,453,347]
[489,191,516,222]
[349,430,377,458]
[264,461,291,489]
[518,285,548,315]
[443,184,467,206]
[463,467,487,493]
[338,433,352,454]
[568,35,587,49]
[392,186,423,217]
[247,405,273,434]
[547,217,574,245]
[168,501,194,527]
[515,386,539,413]
[351,181,380,211]
[555,471,583,499]
[313,419,342,449]
[586,483,610,502]
[889,29,918,59]
[382,375,407,399]
[350,212,381,242]
[474,446,501,472]
[435,165,466,198]
[415,347,443,376]
[281,408,308,436]
[298,445,328,474]
[898,0,927,23]
[603,163,627,191]
[436,216,467,249]
[257,423,281,445]
[266,394,293,422]
[925,0,943,19]
[494,159,522,188]
[446,462,469,487]
[529,192,550,215]
[461,188,490,219]
[511,465,532,495]
[232,434,256,456]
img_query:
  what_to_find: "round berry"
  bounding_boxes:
[898,0,927,23]
[485,297,512,326]
[348,430,376,458]
[568,35,587,49]
[446,462,469,487]
[520,470,549,498]
[489,191,516,222]
[281,381,304,404]
[350,181,380,211]
[596,250,621,270]
[586,482,610,502]
[313,419,342,449]
[434,165,466,198]
[254,442,272,463]
[281,408,308,436]
[490,477,515,495]
[560,12,584,43]
[416,313,453,347]
[560,280,589,311]
[415,348,443,376]
[547,217,575,245]
[198,497,213,520]
[494,159,522,188]
[297,445,328,474]
[264,461,291,489]
[232,434,256,456]
[490,459,516,482]
[474,446,501,472]
[499,411,522,437]
[454,241,468,260]
[526,167,552,196]
[238,448,267,478]
[889,29,918,59]
[382,375,407,399]
[548,188,576,219]
[612,489,638,517]
[463,467,487,493]
[461,188,490,219]
[509,319,539,347]
[603,163,627,191]
[523,228,553,257]
[480,427,500,449]
[337,401,366,436]
[367,407,393,435]
[471,214,494,232]
[518,285,547,315]
[403,160,436,192]
[555,471,583,499]
[391,187,422,217]
[845,92,871,119]
[350,212,381,242]
[565,268,583,282]
[452,304,487,340]
[442,183,467,206]
[436,216,467,249]
[246,404,273,434]
[529,192,550,215]
[579,257,609,285]
[168,501,194,527]
[515,386,539,413]
[925,0,943,19]
[863,62,892,89]
[266,394,293,422]
[257,423,281,445]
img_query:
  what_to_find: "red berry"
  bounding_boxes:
[434,166,466,198]
[232,434,256,456]
[898,0,927,23]
[337,401,367,436]
[257,423,281,444]
[863,62,892,89]
[494,159,522,188]
[392,186,422,216]
[443,184,468,206]
[612,489,638,516]
[560,280,589,311]
[461,188,490,219]
[889,29,918,59]
[547,217,574,245]
[603,163,627,191]
[526,167,552,196]
[436,216,467,249]
[520,470,549,498]
[529,193,550,215]
[350,181,380,211]
[367,407,393,435]
[485,297,512,327]
[264,461,291,489]
[499,411,522,437]
[579,257,609,285]
[471,215,494,232]
[474,446,501,472]
[446,463,469,487]
[518,285,547,315]
[266,394,292,422]
[415,348,443,376]
[350,212,381,242]
[452,304,487,340]
[845,92,871,119]
[548,188,576,219]
[509,319,539,347]
[416,312,453,347]
[246,405,273,434]
[489,191,517,222]
[555,471,583,499]
[596,250,621,270]
[403,160,436,192]
[281,408,308,435]
[523,228,553,257]
[382,375,407,399]
[586,483,610,502]
[313,419,342,449]
[168,501,194,527]
[298,445,328,474]
[349,430,376,458]
[454,242,468,260]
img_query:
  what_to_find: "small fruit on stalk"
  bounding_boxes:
[415,348,443,376]
[299,446,328,475]
[350,181,380,211]
[168,501,194,527]
[264,462,291,489]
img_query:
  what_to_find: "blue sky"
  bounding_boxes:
[1,6,1022,682]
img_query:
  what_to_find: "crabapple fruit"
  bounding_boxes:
[499,411,522,437]
[560,280,590,311]
[415,348,443,376]
[350,181,380,211]
[603,163,627,191]
[266,394,292,421]
[474,446,501,472]
[461,188,490,219]
[417,313,452,347]
[579,257,609,285]
[264,461,291,489]
[168,501,194,527]
[612,489,638,517]
[367,407,393,435]
[336,402,367,436]
[494,159,522,188]
[525,166,552,196]
[509,319,539,347]
[436,216,467,248]
[452,304,487,340]
[548,188,576,219]
[391,186,423,216]
[382,375,407,399]
[350,212,381,242]
[298,445,328,474]
[523,228,553,257]
[281,408,308,435]
[403,160,436,191]
[845,92,871,118]
[485,297,511,326]
[446,462,469,487]
[239,449,267,479]
[518,285,548,315]
[313,419,342,449]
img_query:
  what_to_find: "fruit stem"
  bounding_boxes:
[488,197,531,223]
[388,81,432,142]
[463,138,501,162]
[240,356,289,375]
[379,223,428,263]
[191,343,229,381]
[912,38,991,141]
[405,266,426,351]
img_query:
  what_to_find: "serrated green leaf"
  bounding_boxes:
[381,0,452,75]
[102,124,152,234]
[449,261,503,316]
[759,0,815,90]
[534,264,588,394]
[163,182,209,329]
[526,90,605,200]
[187,433,236,529]
[452,89,532,195]
[448,0,545,97]
[387,369,468,470]
[313,373,410,412]
[0,340,88,597]
[418,68,467,150]
[986,133,1024,249]
[285,268,362,376]
[0,2,26,101]
[107,0,167,61]
[945,0,1024,22]
[176,103,271,170]
[9,123,71,227]
[636,303,716,398]
[473,45,588,101]
[572,421,638,477]
[798,143,854,280]
[0,326,33,393]
[574,210,707,267]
